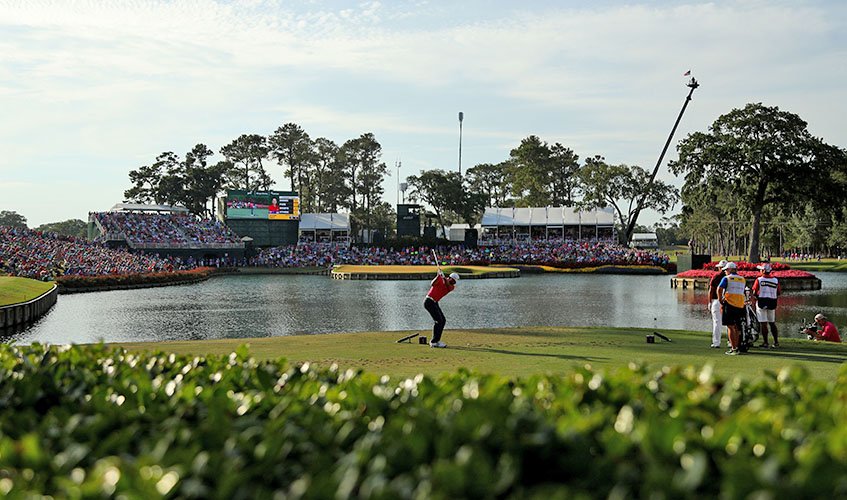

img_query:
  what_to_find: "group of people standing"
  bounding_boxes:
[708,260,840,355]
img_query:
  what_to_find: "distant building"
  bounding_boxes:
[447,223,482,242]
[630,232,659,249]
[396,204,422,237]
[298,213,351,245]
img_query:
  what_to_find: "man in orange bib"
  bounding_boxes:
[718,261,746,355]
[424,270,459,348]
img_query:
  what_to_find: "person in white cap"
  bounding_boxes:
[751,263,781,347]
[707,260,729,348]
[717,261,746,355]
[423,269,460,348]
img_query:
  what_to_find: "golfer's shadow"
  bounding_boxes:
[451,345,605,362]
[752,350,845,364]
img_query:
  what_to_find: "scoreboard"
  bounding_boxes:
[224,190,300,221]
[268,195,300,220]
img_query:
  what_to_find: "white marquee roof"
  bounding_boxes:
[298,213,350,231]
[481,207,615,227]
[631,232,658,240]
[109,203,190,214]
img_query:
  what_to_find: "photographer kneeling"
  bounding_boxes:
[803,313,842,343]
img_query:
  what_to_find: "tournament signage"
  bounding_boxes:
[225,190,300,220]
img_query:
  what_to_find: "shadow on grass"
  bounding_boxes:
[452,345,605,362]
[745,348,846,364]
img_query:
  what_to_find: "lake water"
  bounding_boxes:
[6,272,847,345]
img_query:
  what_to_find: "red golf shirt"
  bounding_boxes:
[427,274,454,302]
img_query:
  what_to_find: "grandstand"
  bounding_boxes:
[89,204,245,260]
[479,206,616,245]
[1,225,183,280]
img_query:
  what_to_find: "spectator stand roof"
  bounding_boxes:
[298,213,350,231]
[480,207,615,227]
[108,203,190,214]
[631,232,658,241]
[448,223,482,230]
[630,232,659,248]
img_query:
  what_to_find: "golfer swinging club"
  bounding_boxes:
[424,252,459,348]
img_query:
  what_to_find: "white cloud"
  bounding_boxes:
[1,0,845,227]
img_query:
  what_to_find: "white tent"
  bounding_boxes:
[479,206,616,244]
[298,213,350,244]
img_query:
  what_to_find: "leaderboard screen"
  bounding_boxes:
[225,190,300,220]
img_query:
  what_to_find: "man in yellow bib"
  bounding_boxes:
[717,261,746,355]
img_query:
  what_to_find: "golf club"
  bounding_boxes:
[432,249,441,273]
[395,332,420,343]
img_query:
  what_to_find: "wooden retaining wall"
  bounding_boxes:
[332,269,520,280]
[0,284,58,328]
[58,276,211,294]
[670,276,822,291]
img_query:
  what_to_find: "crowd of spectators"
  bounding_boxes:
[250,240,670,269]
[3,224,669,281]
[0,226,190,280]
[782,252,825,262]
[91,212,241,247]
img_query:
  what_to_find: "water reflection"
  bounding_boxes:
[8,272,847,345]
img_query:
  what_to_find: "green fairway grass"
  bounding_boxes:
[0,276,54,306]
[114,326,847,381]
[770,257,847,272]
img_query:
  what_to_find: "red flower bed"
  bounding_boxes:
[701,261,790,271]
[57,267,217,289]
[676,269,815,279]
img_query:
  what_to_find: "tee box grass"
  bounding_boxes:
[115,326,847,381]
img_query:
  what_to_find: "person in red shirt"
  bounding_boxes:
[804,313,842,343]
[424,270,460,348]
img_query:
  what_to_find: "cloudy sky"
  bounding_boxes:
[1,0,845,228]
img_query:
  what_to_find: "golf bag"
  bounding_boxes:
[737,287,760,352]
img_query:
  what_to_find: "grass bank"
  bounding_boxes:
[770,258,847,272]
[518,264,667,274]
[114,326,847,381]
[331,264,516,276]
[0,276,54,306]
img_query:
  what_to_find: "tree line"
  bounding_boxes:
[670,103,847,261]
[408,138,678,242]
[123,125,395,236]
[8,101,841,260]
[122,123,681,244]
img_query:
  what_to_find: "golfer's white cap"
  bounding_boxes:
[449,272,460,281]
[716,259,728,269]
[815,313,826,321]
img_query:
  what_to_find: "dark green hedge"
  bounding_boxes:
[1,344,845,498]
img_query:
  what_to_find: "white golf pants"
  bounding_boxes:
[710,299,723,347]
